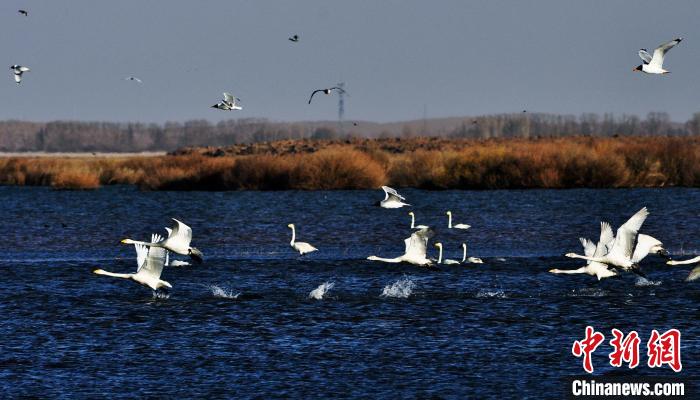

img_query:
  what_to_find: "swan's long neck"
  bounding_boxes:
[410,214,415,228]
[568,253,602,262]
[290,226,296,246]
[461,244,467,263]
[94,269,133,280]
[447,213,453,228]
[123,239,161,247]
[550,267,588,275]
[668,255,700,265]
[436,246,443,264]
[367,256,403,263]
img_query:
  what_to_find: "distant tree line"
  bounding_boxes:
[1,112,699,152]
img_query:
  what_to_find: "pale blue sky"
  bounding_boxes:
[1,1,699,123]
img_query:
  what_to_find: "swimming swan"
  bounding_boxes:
[461,243,483,264]
[446,211,470,230]
[434,242,460,265]
[409,211,429,230]
[288,223,318,255]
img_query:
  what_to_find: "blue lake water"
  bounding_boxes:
[0,186,698,398]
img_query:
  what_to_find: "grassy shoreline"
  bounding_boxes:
[1,136,699,190]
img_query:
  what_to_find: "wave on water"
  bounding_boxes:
[308,281,335,300]
[151,290,170,300]
[475,289,507,299]
[210,285,241,299]
[567,287,608,297]
[381,276,415,299]
[635,277,662,287]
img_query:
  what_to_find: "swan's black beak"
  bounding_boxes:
[188,248,204,264]
[658,249,671,260]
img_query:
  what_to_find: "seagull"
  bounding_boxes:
[461,243,483,264]
[288,223,318,255]
[121,218,203,264]
[18,10,28,16]
[125,76,142,83]
[212,92,242,110]
[367,228,435,266]
[565,208,665,277]
[434,243,460,265]
[289,34,299,42]
[446,211,470,230]
[308,87,345,104]
[94,233,172,293]
[408,211,429,230]
[375,186,410,208]
[634,38,682,74]
[10,65,30,85]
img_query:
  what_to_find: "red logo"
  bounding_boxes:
[609,329,640,369]
[572,326,606,373]
[647,329,682,372]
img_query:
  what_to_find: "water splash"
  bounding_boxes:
[567,287,608,297]
[308,281,335,300]
[475,289,507,299]
[210,285,240,299]
[151,290,170,300]
[635,277,662,287]
[381,276,415,298]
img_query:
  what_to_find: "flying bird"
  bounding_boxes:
[289,34,299,42]
[375,186,410,208]
[18,10,28,16]
[212,92,242,111]
[122,218,203,264]
[634,38,682,74]
[308,87,345,104]
[367,228,435,266]
[125,76,142,83]
[10,65,30,85]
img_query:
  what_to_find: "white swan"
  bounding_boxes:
[446,211,470,230]
[376,186,410,208]
[163,227,192,266]
[565,207,650,276]
[408,211,429,230]
[667,256,700,282]
[288,223,318,255]
[551,225,618,280]
[212,92,242,110]
[367,228,434,266]
[434,242,460,265]
[461,243,483,264]
[94,233,171,292]
[122,218,203,263]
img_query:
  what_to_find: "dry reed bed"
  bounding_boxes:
[1,136,698,190]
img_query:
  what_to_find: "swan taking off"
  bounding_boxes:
[94,233,171,292]
[634,38,682,74]
[434,242,460,265]
[367,228,434,266]
[288,224,318,255]
[408,211,429,229]
[376,186,410,208]
[122,218,203,264]
[565,208,665,277]
[446,211,470,230]
[551,224,618,280]
[163,227,192,266]
[461,243,483,264]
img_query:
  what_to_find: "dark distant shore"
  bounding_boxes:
[0,136,698,190]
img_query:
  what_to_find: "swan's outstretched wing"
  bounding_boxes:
[405,228,434,259]
[223,92,234,105]
[632,234,664,263]
[381,186,406,201]
[308,89,323,104]
[169,218,193,247]
[165,227,172,237]
[649,38,682,69]
[579,237,596,259]
[638,49,652,64]
[141,246,167,279]
[595,222,614,257]
[134,243,148,272]
[609,207,648,259]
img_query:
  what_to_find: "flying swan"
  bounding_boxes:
[288,223,318,255]
[122,218,203,263]
[551,223,618,280]
[376,186,410,208]
[94,233,171,292]
[667,256,700,282]
[367,228,434,266]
